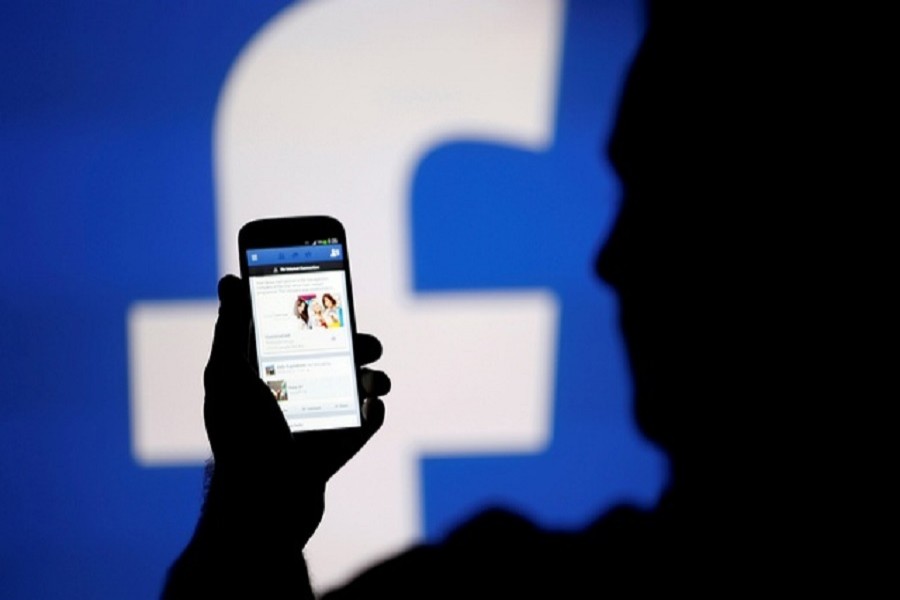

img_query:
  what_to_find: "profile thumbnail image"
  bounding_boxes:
[293,292,344,330]
[266,379,288,402]
[264,365,276,376]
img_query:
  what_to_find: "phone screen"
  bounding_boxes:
[245,242,362,432]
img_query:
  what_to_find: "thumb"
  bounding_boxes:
[205,275,291,464]
[210,275,251,364]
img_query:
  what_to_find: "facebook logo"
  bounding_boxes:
[1,0,664,597]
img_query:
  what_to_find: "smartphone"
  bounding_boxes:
[238,216,363,433]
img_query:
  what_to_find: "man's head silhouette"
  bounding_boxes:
[598,2,732,487]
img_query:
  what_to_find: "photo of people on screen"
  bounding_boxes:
[294,292,344,330]
[266,380,288,402]
[294,297,312,329]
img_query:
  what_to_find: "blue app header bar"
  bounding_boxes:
[247,244,344,266]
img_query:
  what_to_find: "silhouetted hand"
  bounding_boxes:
[162,275,389,598]
[203,274,389,544]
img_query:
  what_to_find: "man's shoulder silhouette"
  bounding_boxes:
[323,506,630,597]
[324,490,730,597]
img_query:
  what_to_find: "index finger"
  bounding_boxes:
[354,333,382,366]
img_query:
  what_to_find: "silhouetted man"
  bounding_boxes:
[164,2,773,597]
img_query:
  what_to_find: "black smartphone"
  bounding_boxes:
[238,216,363,433]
